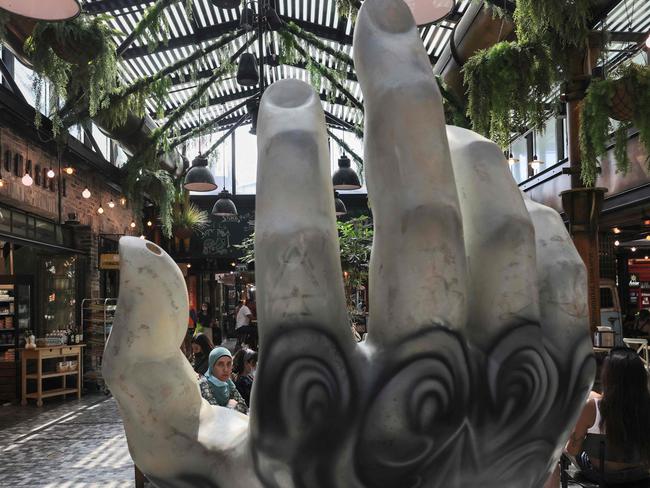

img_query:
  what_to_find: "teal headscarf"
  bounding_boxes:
[204,347,235,406]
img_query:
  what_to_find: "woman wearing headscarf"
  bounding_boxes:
[198,346,248,414]
[190,333,213,375]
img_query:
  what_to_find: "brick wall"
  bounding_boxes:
[0,126,140,298]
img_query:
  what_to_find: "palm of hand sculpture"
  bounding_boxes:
[103,0,595,486]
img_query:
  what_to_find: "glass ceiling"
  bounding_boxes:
[82,0,473,138]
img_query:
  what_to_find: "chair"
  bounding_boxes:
[623,338,649,368]
[560,434,650,488]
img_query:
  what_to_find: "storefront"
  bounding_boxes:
[0,202,84,402]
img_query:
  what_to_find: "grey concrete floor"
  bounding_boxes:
[0,393,139,487]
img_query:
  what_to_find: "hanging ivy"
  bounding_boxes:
[285,22,354,68]
[435,75,470,128]
[579,63,650,186]
[131,0,174,52]
[463,40,554,147]
[24,14,122,137]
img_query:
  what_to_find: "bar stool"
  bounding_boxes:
[623,337,650,368]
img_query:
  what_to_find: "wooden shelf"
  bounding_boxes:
[25,371,78,379]
[25,388,77,399]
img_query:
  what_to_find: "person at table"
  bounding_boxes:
[565,347,650,484]
[198,347,248,414]
[189,333,213,376]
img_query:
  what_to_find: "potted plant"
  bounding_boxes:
[579,63,650,186]
[172,195,210,252]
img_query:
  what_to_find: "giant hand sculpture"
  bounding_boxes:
[103,0,595,486]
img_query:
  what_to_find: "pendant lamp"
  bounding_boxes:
[405,0,455,27]
[332,154,361,190]
[212,189,238,216]
[334,192,347,217]
[265,7,284,30]
[184,154,218,192]
[210,0,240,9]
[0,0,80,21]
[237,53,259,87]
[240,6,255,31]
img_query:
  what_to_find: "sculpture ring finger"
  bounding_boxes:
[104,0,595,487]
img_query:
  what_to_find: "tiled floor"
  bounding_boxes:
[1,394,587,488]
[0,394,141,487]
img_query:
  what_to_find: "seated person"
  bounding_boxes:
[198,347,248,414]
[565,347,650,484]
[190,333,213,375]
[232,348,258,406]
[635,309,650,338]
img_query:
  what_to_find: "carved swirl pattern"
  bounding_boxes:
[251,326,355,488]
[251,325,595,488]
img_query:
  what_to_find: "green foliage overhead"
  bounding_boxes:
[24,14,122,137]
[462,40,554,147]
[580,63,650,187]
[172,200,210,234]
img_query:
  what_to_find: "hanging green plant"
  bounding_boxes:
[513,0,591,69]
[435,75,470,128]
[462,40,554,147]
[579,63,650,187]
[131,0,173,52]
[24,14,121,137]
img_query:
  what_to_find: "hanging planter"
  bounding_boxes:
[580,63,650,187]
[609,78,635,122]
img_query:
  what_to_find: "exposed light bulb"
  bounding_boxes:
[139,235,145,240]
[82,187,91,199]
[632,247,637,252]
[146,220,153,227]
[22,172,33,186]
[130,220,136,228]
[614,240,620,246]
[97,205,104,215]
[0,179,5,188]
[646,256,649,260]
[231,262,236,267]
[187,263,191,268]
[108,199,115,208]
[120,197,127,206]
[646,235,650,241]
[64,166,74,175]
[613,227,621,234]
[46,168,55,178]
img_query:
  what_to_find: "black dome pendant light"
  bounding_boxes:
[212,146,237,217]
[332,153,361,190]
[334,191,347,217]
[210,0,240,10]
[184,103,217,192]
[237,53,259,87]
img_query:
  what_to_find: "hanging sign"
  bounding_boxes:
[99,253,120,270]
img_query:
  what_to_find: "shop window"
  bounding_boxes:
[35,219,55,242]
[26,216,36,239]
[535,120,558,170]
[40,255,77,334]
[0,208,10,233]
[11,211,27,237]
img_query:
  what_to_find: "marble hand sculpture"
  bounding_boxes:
[103,0,595,485]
